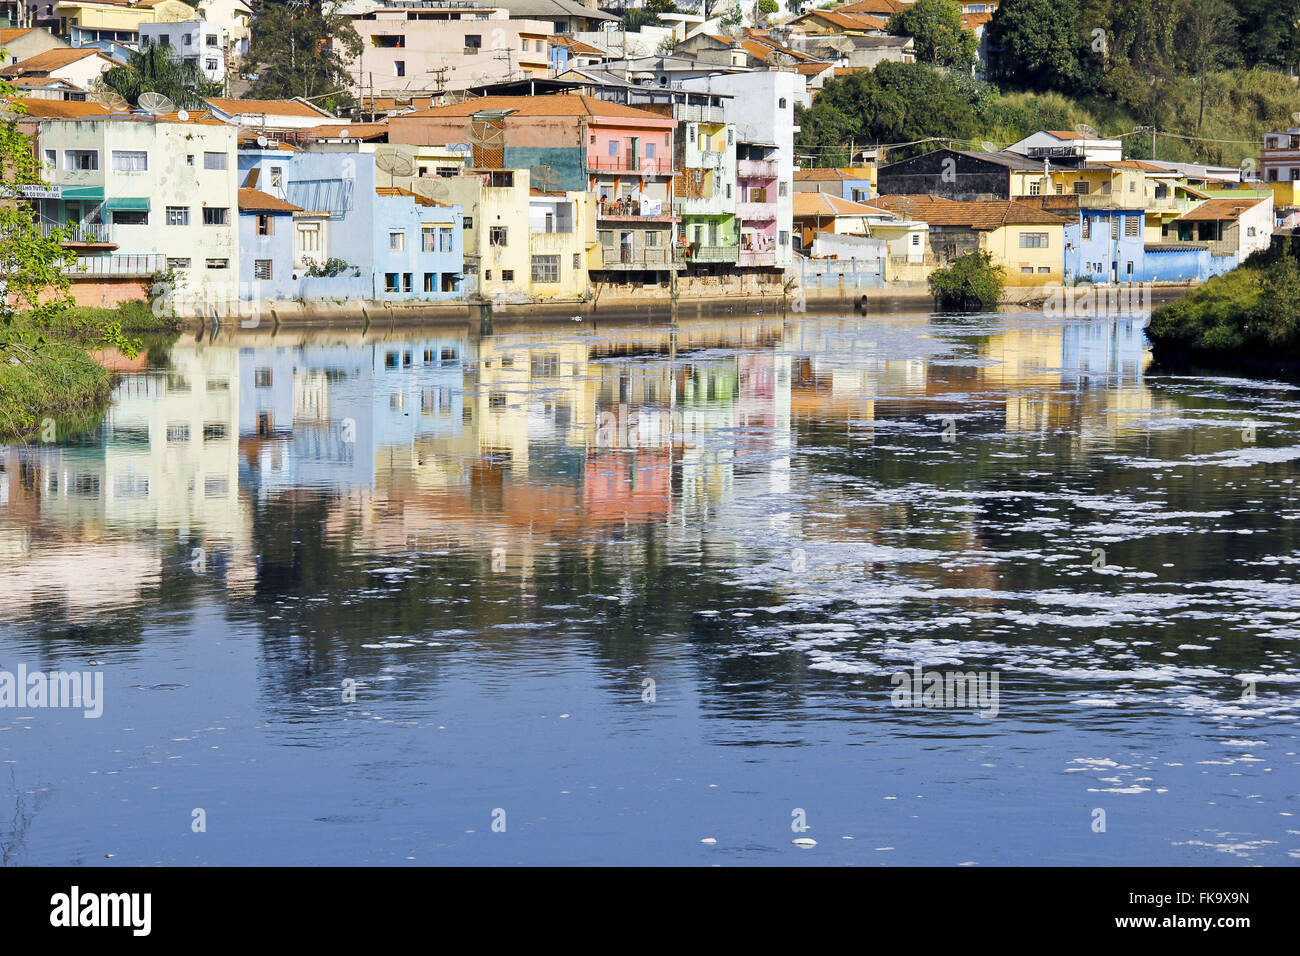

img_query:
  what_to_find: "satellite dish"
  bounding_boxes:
[1292,111,1300,124]
[375,149,415,177]
[980,141,997,152]
[89,85,129,112]
[530,164,562,191]
[256,134,268,147]
[137,91,176,115]
[1073,123,1100,139]
[176,108,189,122]
[412,177,451,201]
[339,127,351,138]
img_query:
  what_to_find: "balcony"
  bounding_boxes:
[736,201,777,222]
[66,253,166,277]
[737,249,777,267]
[1076,193,1137,210]
[588,156,674,176]
[675,244,738,264]
[530,231,575,254]
[596,246,679,270]
[42,220,115,247]
[736,159,778,179]
[674,103,726,125]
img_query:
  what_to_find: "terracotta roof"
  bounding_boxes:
[301,122,388,141]
[238,187,301,213]
[793,192,893,218]
[837,0,905,14]
[1095,159,1168,171]
[874,195,1070,228]
[1175,196,1270,222]
[0,47,121,76]
[961,12,993,28]
[205,97,334,119]
[11,97,113,118]
[375,185,449,208]
[794,10,889,31]
[550,36,608,57]
[0,28,33,43]
[402,94,675,124]
[795,61,834,76]
[795,167,873,182]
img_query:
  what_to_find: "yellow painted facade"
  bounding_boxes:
[981,223,1066,286]
[57,0,197,33]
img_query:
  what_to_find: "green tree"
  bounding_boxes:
[244,1,363,114]
[886,0,979,68]
[1178,0,1241,136]
[1231,0,1300,73]
[622,9,662,31]
[97,41,221,109]
[985,0,1088,92]
[928,250,1005,309]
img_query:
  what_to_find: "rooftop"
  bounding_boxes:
[874,195,1071,228]
[1175,196,1271,222]
[793,193,892,218]
[403,94,675,124]
[0,47,124,77]
[238,187,302,213]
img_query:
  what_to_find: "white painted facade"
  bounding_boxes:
[139,20,228,83]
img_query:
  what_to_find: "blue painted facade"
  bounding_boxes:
[1063,209,1147,284]
[238,202,298,301]
[237,147,465,302]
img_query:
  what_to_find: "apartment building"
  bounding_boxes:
[139,19,228,83]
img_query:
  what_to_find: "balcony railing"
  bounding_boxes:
[736,201,777,221]
[674,103,726,125]
[588,156,674,175]
[675,244,738,264]
[597,246,676,269]
[737,159,778,179]
[66,253,165,277]
[42,220,113,244]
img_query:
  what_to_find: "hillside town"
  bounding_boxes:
[0,0,1293,312]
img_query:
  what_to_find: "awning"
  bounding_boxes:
[103,196,149,212]
[60,185,104,201]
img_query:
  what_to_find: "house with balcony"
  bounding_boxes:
[666,93,738,274]
[53,0,195,55]
[1168,195,1273,264]
[22,98,239,307]
[0,43,120,85]
[0,26,69,65]
[237,184,301,302]
[528,184,595,300]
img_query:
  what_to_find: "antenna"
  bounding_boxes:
[256,134,268,147]
[980,141,996,152]
[89,85,129,112]
[530,164,562,192]
[137,91,176,115]
[1072,122,1100,139]
[412,177,451,203]
[339,127,351,138]
[176,108,189,122]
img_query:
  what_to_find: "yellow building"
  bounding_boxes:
[876,196,1067,286]
[57,0,197,42]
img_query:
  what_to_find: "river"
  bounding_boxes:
[1,309,1297,865]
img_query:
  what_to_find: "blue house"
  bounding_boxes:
[1063,209,1147,284]
[237,146,465,302]
[238,186,301,301]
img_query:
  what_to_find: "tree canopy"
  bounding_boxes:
[243,1,363,114]
[97,41,221,109]
[886,0,978,68]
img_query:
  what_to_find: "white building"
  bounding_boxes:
[680,69,804,270]
[139,20,229,84]
[1004,130,1124,164]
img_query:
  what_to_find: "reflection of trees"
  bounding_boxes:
[0,769,49,867]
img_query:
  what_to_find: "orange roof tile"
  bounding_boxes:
[873,195,1070,228]
[0,28,34,43]
[793,192,892,217]
[837,0,905,13]
[402,94,674,125]
[206,97,334,119]
[795,167,874,181]
[1175,196,1270,222]
[0,47,122,76]
[238,187,301,213]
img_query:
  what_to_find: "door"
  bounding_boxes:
[620,232,633,265]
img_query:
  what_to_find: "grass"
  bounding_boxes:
[0,297,178,440]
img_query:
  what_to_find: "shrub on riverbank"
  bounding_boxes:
[928,250,1006,309]
[1147,252,1300,364]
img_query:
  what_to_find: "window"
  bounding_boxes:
[183,34,191,45]
[65,149,97,170]
[203,151,227,170]
[465,34,481,52]
[402,273,412,292]
[439,227,452,252]
[1129,181,1136,192]
[424,273,435,292]
[1081,218,1091,240]
[1247,226,1257,237]
[385,273,399,292]
[489,226,507,246]
[167,257,191,269]
[255,368,273,388]
[1021,266,1034,274]
[1019,232,1049,248]
[166,423,190,442]
[205,34,217,46]
[111,149,147,171]
[165,206,189,226]
[390,231,405,251]
[1038,266,1051,273]
[911,234,920,245]
[373,34,404,47]
[779,230,789,246]
[257,213,273,235]
[609,139,619,157]
[1054,183,1064,195]
[157,33,170,45]
[203,207,229,226]
[254,259,272,280]
[112,210,147,225]
[532,254,560,283]
[1029,181,1041,196]
[1110,216,1118,239]
[297,222,321,253]
[1125,216,1140,238]
[573,253,581,269]
[187,154,194,166]
[463,216,473,229]
[43,148,56,171]
[203,423,227,441]
[395,60,405,77]
[1072,181,1088,195]
[646,231,659,247]
[778,182,788,197]
[502,269,515,282]
[646,142,656,159]
[205,58,217,71]
[488,171,513,187]
[422,226,437,252]
[206,258,229,269]
[270,167,283,188]
[778,97,787,109]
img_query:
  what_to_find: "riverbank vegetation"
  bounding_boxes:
[1147,236,1300,366]
[928,250,1006,309]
